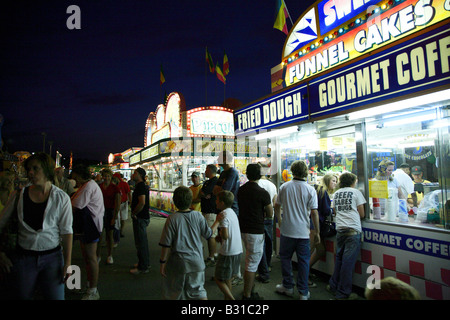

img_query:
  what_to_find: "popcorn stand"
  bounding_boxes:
[234,0,449,299]
[130,91,270,217]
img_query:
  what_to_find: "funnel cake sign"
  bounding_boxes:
[271,0,450,92]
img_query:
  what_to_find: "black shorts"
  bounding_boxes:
[73,207,101,243]
[103,208,117,232]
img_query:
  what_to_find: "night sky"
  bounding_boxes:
[0,0,315,163]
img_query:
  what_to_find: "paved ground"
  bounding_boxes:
[66,213,366,301]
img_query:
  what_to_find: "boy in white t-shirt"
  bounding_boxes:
[214,190,243,300]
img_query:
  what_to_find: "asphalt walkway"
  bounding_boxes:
[66,213,365,301]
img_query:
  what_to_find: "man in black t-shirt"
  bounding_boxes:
[237,164,273,300]
[130,167,150,274]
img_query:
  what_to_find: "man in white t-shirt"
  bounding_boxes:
[274,160,319,300]
[393,165,418,208]
[256,167,277,283]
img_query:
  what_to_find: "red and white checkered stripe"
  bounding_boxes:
[277,222,450,300]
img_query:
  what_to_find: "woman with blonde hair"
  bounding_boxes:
[309,173,338,287]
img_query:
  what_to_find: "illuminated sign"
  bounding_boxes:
[273,0,450,91]
[284,7,318,57]
[160,139,192,155]
[309,25,450,118]
[318,0,379,35]
[129,153,141,166]
[234,84,308,134]
[194,139,261,156]
[155,104,165,129]
[165,92,183,138]
[144,112,156,147]
[148,92,186,145]
[195,140,235,154]
[187,107,234,137]
[119,163,129,170]
[151,123,171,144]
[142,144,159,161]
[236,24,449,137]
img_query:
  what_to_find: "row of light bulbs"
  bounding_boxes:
[283,0,403,65]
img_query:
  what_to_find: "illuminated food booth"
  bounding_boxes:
[235,0,449,299]
[108,147,142,180]
[130,91,270,217]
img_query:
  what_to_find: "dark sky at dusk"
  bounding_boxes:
[0,0,315,163]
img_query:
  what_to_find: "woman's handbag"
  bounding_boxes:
[0,192,20,254]
[320,214,336,238]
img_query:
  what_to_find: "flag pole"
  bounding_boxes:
[281,0,302,45]
[223,82,226,107]
[283,0,294,26]
[214,72,217,106]
[160,80,162,104]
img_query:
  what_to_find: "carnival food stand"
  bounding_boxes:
[108,147,142,181]
[234,0,449,299]
[130,91,270,217]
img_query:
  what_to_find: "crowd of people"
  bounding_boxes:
[0,153,149,300]
[0,151,422,300]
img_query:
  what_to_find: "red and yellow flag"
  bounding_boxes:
[223,51,229,76]
[215,62,226,84]
[274,0,289,35]
[206,47,215,73]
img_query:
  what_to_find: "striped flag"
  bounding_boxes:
[160,64,165,85]
[223,51,229,76]
[215,62,226,84]
[274,0,289,35]
[206,47,215,73]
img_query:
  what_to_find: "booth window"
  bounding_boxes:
[365,105,449,230]
[277,122,357,185]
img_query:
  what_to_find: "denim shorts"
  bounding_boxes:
[214,253,241,281]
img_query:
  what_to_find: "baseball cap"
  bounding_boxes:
[135,167,146,179]
[113,173,121,179]
[399,163,410,168]
[191,171,200,177]
[411,166,423,174]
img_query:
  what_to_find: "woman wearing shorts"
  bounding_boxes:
[71,164,104,300]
